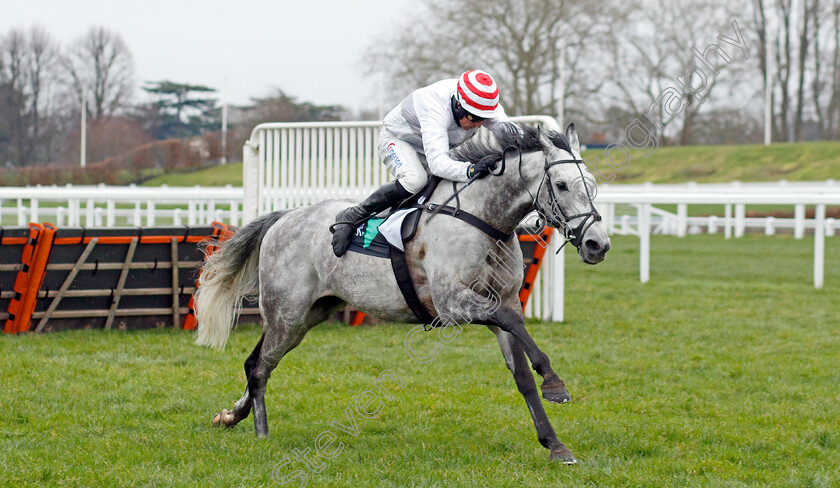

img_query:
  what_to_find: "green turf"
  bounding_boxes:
[1,234,838,487]
[581,140,840,183]
[140,163,246,187]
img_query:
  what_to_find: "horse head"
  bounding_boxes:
[451,122,610,264]
[509,123,610,264]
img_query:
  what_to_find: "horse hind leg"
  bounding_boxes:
[249,295,347,438]
[212,333,265,428]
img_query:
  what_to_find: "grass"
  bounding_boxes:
[580,139,840,183]
[1,234,838,487]
[140,163,246,187]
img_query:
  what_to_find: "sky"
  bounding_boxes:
[0,0,416,112]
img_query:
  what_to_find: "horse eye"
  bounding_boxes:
[555,181,568,191]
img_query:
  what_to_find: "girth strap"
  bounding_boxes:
[410,203,514,242]
[389,246,435,324]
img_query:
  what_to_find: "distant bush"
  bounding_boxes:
[0,133,222,186]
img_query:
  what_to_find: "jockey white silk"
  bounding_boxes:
[383,79,509,182]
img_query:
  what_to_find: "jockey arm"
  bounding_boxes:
[414,97,512,182]
[415,91,473,182]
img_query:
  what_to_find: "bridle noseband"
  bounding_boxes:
[520,152,602,252]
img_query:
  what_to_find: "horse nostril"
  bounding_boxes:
[585,239,600,252]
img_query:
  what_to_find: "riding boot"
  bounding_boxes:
[330,180,412,257]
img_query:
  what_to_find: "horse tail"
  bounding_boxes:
[195,210,289,350]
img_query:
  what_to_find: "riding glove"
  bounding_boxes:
[466,155,498,179]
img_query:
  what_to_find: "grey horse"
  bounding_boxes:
[194,123,610,464]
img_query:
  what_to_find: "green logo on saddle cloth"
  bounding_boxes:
[362,218,387,248]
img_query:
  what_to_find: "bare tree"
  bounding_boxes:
[752,0,840,141]
[813,0,840,139]
[363,0,618,118]
[606,0,747,145]
[0,27,60,167]
[62,26,134,121]
[827,3,840,138]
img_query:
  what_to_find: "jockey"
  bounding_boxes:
[331,69,511,257]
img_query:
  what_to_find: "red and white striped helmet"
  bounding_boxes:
[456,70,500,118]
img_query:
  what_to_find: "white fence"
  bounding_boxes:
[0,184,243,228]
[594,184,840,289]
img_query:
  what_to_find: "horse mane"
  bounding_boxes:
[450,123,572,163]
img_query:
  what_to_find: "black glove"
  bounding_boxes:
[466,155,498,179]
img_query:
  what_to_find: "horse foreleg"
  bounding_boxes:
[477,306,570,404]
[493,327,577,464]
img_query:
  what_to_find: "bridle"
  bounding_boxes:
[425,141,602,252]
[519,150,602,252]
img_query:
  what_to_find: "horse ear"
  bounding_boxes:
[565,123,581,158]
[536,125,553,152]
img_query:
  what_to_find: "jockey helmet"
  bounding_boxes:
[456,70,500,119]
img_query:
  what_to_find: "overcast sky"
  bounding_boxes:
[0,0,416,112]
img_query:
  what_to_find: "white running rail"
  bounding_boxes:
[0,184,242,228]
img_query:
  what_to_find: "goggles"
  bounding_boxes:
[464,112,486,122]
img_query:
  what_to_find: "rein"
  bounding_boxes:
[423,146,512,224]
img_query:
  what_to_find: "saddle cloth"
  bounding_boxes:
[345,208,418,258]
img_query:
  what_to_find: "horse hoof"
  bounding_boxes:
[540,378,571,404]
[550,447,577,464]
[212,409,235,427]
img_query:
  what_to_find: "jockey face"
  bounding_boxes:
[455,100,487,130]
[459,114,485,130]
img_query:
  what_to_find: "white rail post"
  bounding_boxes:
[242,138,261,225]
[734,204,745,238]
[17,199,26,225]
[69,198,79,226]
[94,207,104,227]
[229,199,238,226]
[765,216,776,235]
[31,199,39,224]
[677,203,687,237]
[146,200,155,226]
[107,200,116,227]
[550,231,565,322]
[814,204,825,289]
[618,215,628,234]
[86,199,95,226]
[794,204,806,239]
[640,203,651,283]
[827,218,836,237]
[708,215,718,234]
[724,204,732,239]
